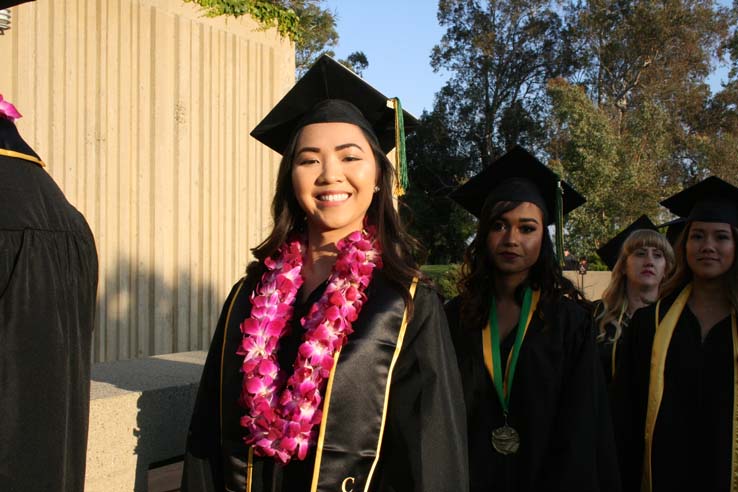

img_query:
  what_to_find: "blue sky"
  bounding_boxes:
[323,1,447,118]
[323,0,734,118]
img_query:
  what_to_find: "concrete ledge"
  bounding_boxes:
[564,270,611,301]
[85,351,207,492]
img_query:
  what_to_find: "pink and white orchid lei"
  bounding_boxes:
[0,94,22,122]
[237,226,382,464]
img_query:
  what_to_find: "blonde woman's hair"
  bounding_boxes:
[661,222,738,314]
[597,229,676,341]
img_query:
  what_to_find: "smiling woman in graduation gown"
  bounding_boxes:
[0,97,98,490]
[613,176,738,492]
[446,146,620,492]
[181,55,467,492]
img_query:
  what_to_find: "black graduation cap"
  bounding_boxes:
[449,145,585,223]
[596,215,658,270]
[250,54,418,156]
[0,1,33,9]
[660,176,738,228]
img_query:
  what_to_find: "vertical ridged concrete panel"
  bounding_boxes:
[0,0,295,362]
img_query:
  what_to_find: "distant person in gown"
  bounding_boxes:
[613,176,738,491]
[594,216,674,384]
[445,146,620,492]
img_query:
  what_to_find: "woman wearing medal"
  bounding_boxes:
[445,146,620,492]
[180,55,468,492]
[613,176,738,492]
[594,216,675,385]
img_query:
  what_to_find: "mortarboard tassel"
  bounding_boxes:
[392,97,408,196]
[555,179,565,267]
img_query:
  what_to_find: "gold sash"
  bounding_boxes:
[0,148,45,167]
[642,284,738,491]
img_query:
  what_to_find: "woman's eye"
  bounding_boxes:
[343,155,361,162]
[635,250,646,256]
[298,158,318,165]
[520,226,536,234]
[491,221,506,231]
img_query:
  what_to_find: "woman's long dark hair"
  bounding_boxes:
[459,199,587,331]
[246,123,423,313]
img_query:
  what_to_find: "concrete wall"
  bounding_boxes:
[86,351,206,492]
[0,0,295,362]
[564,270,611,301]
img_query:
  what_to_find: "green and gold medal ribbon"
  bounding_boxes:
[642,283,738,492]
[482,288,540,413]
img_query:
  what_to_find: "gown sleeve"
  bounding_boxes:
[181,279,246,492]
[375,285,469,492]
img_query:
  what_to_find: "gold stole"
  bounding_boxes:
[0,148,46,167]
[642,284,738,492]
[482,290,541,388]
[241,278,419,492]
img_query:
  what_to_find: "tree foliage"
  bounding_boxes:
[549,0,734,255]
[431,0,576,168]
[410,0,737,262]
[402,101,476,264]
[184,0,300,40]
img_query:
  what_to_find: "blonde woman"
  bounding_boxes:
[594,216,675,383]
[614,176,738,492]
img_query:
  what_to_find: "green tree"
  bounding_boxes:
[402,101,476,264]
[431,0,577,169]
[547,78,675,256]
[283,0,339,75]
[546,0,732,255]
[184,1,351,77]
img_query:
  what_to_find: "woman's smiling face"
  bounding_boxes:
[291,122,378,238]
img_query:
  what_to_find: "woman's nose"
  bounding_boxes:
[317,156,344,184]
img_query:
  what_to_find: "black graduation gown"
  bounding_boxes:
[181,270,468,492]
[613,292,734,492]
[592,300,629,386]
[446,296,621,492]
[0,119,98,492]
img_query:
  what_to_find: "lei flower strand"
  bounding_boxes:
[237,227,382,464]
[0,94,22,122]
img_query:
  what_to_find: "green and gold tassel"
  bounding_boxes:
[391,97,408,196]
[555,179,565,267]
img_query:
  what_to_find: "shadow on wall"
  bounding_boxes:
[90,353,209,492]
[93,255,227,363]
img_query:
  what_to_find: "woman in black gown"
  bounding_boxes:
[594,217,674,384]
[180,55,467,492]
[446,146,620,492]
[613,176,738,492]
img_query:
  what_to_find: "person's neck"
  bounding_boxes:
[493,271,527,302]
[690,276,730,311]
[625,281,659,317]
[300,228,342,300]
[689,275,732,340]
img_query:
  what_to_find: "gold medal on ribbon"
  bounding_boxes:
[491,424,520,455]
[484,288,539,456]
